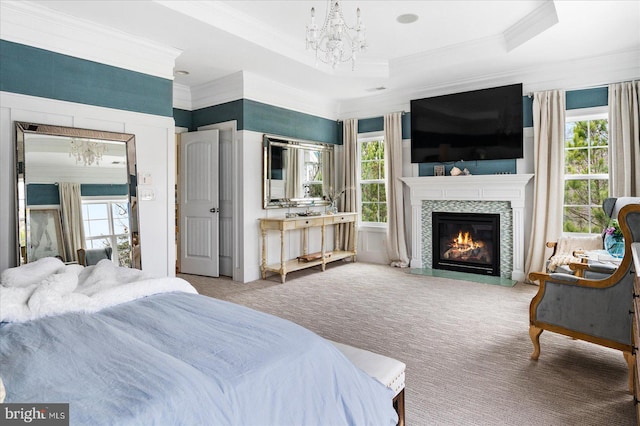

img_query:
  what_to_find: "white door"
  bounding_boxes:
[180,130,219,276]
[198,122,236,278]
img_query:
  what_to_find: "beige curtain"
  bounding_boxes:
[285,148,301,199]
[59,182,85,262]
[608,81,640,196]
[339,118,358,251]
[384,112,409,267]
[525,90,566,278]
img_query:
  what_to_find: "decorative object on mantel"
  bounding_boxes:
[605,219,625,258]
[305,0,367,70]
[69,138,107,166]
[434,165,445,176]
[450,166,462,176]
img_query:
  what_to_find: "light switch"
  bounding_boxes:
[139,172,153,185]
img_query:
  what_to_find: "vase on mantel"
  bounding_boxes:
[604,233,625,258]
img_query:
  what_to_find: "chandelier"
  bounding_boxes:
[306,0,367,70]
[69,138,107,166]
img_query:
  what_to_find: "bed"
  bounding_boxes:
[0,258,397,425]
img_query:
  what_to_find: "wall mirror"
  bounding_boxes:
[15,122,141,268]
[263,134,335,209]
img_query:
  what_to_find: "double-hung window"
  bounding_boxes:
[82,198,131,266]
[357,133,387,225]
[563,108,609,233]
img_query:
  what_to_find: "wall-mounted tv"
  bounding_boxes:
[410,83,523,163]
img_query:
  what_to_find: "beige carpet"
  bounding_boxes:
[180,262,635,425]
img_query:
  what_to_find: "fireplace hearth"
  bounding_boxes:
[432,212,500,276]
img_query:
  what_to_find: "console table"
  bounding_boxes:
[260,212,358,283]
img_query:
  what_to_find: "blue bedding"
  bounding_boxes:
[1,292,397,425]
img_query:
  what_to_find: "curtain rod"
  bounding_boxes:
[337,111,406,123]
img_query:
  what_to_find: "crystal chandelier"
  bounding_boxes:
[306,0,367,70]
[69,138,107,166]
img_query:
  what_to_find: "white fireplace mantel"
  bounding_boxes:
[400,174,534,281]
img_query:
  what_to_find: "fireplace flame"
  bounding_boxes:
[451,231,483,252]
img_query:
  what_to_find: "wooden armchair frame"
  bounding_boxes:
[529,203,640,393]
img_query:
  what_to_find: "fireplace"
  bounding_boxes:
[432,212,500,276]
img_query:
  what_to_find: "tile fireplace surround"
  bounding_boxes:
[401,174,534,282]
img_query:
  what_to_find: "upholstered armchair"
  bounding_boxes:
[77,247,113,266]
[528,199,640,392]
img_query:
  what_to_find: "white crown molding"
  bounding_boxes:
[391,34,506,75]
[0,0,181,80]
[503,0,559,52]
[242,72,340,120]
[189,72,244,111]
[172,84,192,111]
[182,71,340,119]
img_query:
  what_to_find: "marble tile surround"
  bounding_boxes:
[422,200,513,278]
[400,174,533,281]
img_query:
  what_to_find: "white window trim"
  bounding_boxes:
[357,131,387,228]
[563,106,609,235]
[81,197,131,264]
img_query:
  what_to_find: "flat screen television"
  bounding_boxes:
[410,83,523,163]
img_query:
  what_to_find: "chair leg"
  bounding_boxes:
[529,326,543,360]
[393,389,405,426]
[623,351,634,394]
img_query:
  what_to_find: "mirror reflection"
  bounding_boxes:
[15,122,140,268]
[263,135,334,209]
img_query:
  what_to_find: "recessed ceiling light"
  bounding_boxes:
[397,13,418,24]
[175,70,190,76]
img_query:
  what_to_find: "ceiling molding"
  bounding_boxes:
[0,0,181,80]
[189,72,244,111]
[242,72,340,120]
[173,84,192,111]
[391,34,506,75]
[503,0,559,52]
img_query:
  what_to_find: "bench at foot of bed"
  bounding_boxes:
[330,341,406,426]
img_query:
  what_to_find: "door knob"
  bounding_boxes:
[210,207,219,213]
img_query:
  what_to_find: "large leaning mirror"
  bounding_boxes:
[263,134,335,209]
[15,122,141,269]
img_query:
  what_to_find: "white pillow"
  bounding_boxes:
[1,257,65,288]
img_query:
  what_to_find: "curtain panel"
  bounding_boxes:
[384,112,410,267]
[58,182,85,262]
[525,90,566,279]
[339,118,358,252]
[609,81,640,197]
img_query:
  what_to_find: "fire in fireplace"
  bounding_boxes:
[432,212,500,276]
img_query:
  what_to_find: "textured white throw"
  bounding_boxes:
[547,234,603,272]
[0,258,197,323]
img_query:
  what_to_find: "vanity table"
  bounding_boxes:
[260,212,357,283]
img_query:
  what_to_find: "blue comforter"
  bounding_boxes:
[1,292,397,425]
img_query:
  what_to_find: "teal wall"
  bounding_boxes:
[172,86,610,176]
[0,40,173,117]
[26,183,129,206]
[189,99,339,144]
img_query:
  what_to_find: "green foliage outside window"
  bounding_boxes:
[359,139,387,223]
[563,118,609,233]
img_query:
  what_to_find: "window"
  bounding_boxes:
[357,134,387,224]
[563,110,609,233]
[82,199,131,266]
